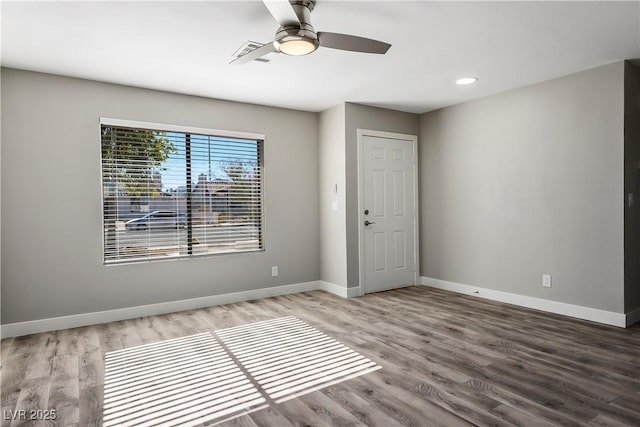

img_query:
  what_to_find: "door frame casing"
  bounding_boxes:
[357,129,419,296]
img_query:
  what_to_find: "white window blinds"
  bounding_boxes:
[101,122,263,264]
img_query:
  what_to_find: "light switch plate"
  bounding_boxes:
[542,274,552,287]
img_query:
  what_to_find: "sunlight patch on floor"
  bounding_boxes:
[103,333,265,427]
[217,316,381,403]
[102,316,380,425]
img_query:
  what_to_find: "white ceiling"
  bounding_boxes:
[2,1,639,114]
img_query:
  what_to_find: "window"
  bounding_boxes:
[101,119,264,264]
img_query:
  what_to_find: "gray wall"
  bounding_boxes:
[318,104,347,287]
[419,62,625,313]
[625,61,640,313]
[344,103,419,288]
[1,68,320,324]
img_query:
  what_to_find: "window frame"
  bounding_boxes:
[99,117,266,265]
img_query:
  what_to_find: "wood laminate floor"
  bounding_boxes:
[1,286,640,427]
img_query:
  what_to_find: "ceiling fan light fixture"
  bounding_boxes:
[277,37,318,56]
[232,0,391,64]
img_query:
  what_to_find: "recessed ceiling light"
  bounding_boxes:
[456,77,478,85]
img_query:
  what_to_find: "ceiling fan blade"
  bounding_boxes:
[262,0,300,27]
[230,42,277,65]
[317,32,391,54]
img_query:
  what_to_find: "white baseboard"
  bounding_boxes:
[626,306,640,327]
[317,281,361,299]
[420,276,627,328]
[347,286,362,298]
[1,280,362,338]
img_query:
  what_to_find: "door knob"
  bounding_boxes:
[364,220,376,226]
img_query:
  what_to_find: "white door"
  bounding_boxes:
[360,133,416,294]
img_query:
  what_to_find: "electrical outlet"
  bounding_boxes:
[542,274,552,288]
[272,266,279,277]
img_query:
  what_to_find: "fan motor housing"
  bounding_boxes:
[274,0,319,55]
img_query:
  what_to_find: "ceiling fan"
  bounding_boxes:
[231,0,391,65]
